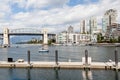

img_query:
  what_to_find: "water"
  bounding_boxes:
[0,44,120,80]
[0,68,119,80]
[1,44,120,62]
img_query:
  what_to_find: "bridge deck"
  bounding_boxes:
[0,61,119,70]
[0,33,55,36]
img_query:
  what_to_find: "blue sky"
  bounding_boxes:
[11,3,26,13]
[11,0,100,13]
[0,0,120,33]
[68,0,99,6]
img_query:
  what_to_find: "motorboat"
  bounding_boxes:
[38,48,49,53]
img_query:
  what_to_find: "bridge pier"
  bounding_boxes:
[43,29,48,44]
[3,28,10,47]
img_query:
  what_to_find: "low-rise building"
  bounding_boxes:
[57,32,96,44]
[57,31,67,44]
[57,26,98,44]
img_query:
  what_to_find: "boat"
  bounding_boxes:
[38,48,49,53]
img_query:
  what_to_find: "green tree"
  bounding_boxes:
[48,39,56,45]
[97,33,102,43]
[118,36,120,43]
[109,37,117,43]
[109,38,113,43]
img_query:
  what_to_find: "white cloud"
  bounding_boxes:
[0,3,10,12]
[11,0,69,9]
[12,12,30,20]
[11,0,27,8]
[0,12,5,18]
[0,0,120,33]
[0,0,11,19]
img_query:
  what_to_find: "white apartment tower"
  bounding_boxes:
[80,20,86,34]
[89,17,97,34]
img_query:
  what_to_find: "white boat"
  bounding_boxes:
[38,48,49,53]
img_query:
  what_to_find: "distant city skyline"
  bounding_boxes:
[0,0,120,33]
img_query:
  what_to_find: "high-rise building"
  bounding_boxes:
[102,18,106,33]
[80,20,86,34]
[89,17,97,34]
[102,9,117,33]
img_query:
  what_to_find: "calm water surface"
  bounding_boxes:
[0,44,120,80]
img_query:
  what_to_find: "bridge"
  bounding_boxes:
[0,28,56,47]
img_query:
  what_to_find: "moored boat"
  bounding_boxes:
[38,48,49,53]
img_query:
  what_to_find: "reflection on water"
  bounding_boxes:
[42,45,49,50]
[82,70,93,80]
[0,68,120,80]
[54,69,59,80]
[115,71,119,80]
[8,68,13,79]
[27,68,31,80]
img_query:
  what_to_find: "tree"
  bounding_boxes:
[109,38,113,43]
[97,33,102,43]
[109,37,117,43]
[48,39,56,45]
[118,36,120,43]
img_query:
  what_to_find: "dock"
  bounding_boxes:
[0,61,120,70]
[0,49,119,70]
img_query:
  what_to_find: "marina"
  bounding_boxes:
[0,44,120,80]
[0,45,119,70]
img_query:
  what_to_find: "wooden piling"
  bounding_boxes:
[28,50,30,64]
[55,50,58,65]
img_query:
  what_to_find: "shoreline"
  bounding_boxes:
[87,43,120,47]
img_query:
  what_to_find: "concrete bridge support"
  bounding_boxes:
[43,29,48,44]
[3,28,10,47]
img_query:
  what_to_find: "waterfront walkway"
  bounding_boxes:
[0,61,119,70]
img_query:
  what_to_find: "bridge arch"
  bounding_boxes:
[10,28,41,34]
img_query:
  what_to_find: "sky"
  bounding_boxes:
[0,0,120,33]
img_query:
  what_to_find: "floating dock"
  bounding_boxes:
[0,61,119,70]
[0,49,119,70]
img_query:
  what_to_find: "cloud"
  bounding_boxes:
[0,0,11,20]
[12,12,30,20]
[10,0,27,8]
[11,0,69,9]
[0,12,5,18]
[0,0,120,33]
